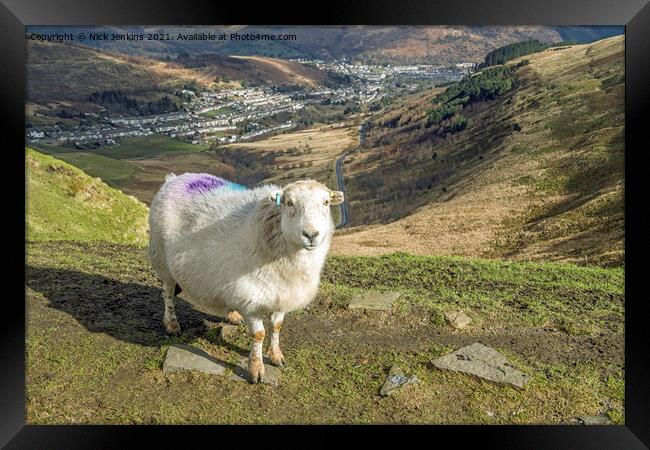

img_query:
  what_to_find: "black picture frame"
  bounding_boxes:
[2,0,648,447]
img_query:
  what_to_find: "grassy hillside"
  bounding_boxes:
[25,139,624,424]
[30,135,233,204]
[223,120,359,185]
[26,147,149,245]
[180,54,330,86]
[334,36,624,267]
[52,152,142,185]
[26,241,623,424]
[33,134,209,159]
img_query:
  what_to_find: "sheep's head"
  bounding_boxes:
[268,180,344,251]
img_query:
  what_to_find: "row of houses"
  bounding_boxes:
[42,125,154,144]
[237,121,296,141]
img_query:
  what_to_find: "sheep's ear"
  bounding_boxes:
[329,190,344,206]
[268,190,284,205]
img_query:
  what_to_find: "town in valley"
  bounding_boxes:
[27,60,475,148]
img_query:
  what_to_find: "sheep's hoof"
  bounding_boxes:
[164,318,181,336]
[249,358,265,384]
[227,310,244,325]
[267,348,285,367]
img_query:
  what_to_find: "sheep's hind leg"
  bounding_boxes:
[245,316,266,383]
[267,311,286,367]
[226,310,244,325]
[162,281,181,335]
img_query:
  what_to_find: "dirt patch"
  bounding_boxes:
[287,302,623,368]
[26,266,622,369]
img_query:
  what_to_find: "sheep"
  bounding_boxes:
[148,172,344,383]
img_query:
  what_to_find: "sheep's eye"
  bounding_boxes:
[323,200,330,206]
[286,200,294,207]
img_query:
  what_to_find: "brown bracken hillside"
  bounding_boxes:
[332,36,624,267]
[27,41,331,104]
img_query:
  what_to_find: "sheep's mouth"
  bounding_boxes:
[304,244,318,251]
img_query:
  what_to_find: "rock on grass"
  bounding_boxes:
[163,345,281,386]
[163,344,227,375]
[443,310,471,330]
[431,342,530,389]
[578,415,612,425]
[218,324,241,340]
[379,365,419,396]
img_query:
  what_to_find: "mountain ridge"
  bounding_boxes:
[26,40,332,105]
[27,25,623,65]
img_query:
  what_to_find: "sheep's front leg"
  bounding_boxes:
[246,316,266,384]
[162,282,181,335]
[267,312,286,367]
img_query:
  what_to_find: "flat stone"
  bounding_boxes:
[379,365,419,396]
[163,344,227,375]
[229,356,281,387]
[348,292,401,311]
[218,324,241,340]
[431,342,530,389]
[444,310,472,330]
[578,415,612,425]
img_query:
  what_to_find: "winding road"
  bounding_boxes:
[335,118,368,229]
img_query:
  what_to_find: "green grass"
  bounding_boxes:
[32,134,208,160]
[200,106,235,118]
[26,240,624,424]
[28,114,80,127]
[322,253,624,334]
[54,152,142,183]
[31,135,224,205]
[26,147,149,245]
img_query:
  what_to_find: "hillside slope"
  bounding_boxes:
[178,54,329,86]
[27,41,331,105]
[26,41,216,104]
[26,147,149,245]
[332,36,624,267]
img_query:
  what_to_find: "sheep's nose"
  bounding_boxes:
[303,230,319,242]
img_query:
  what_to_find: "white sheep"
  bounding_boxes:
[148,173,344,383]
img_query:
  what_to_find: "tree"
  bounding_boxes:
[479,40,547,68]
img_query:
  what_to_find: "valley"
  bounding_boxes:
[333,36,624,267]
[27,35,625,266]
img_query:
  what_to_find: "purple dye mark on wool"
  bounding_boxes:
[185,175,227,194]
